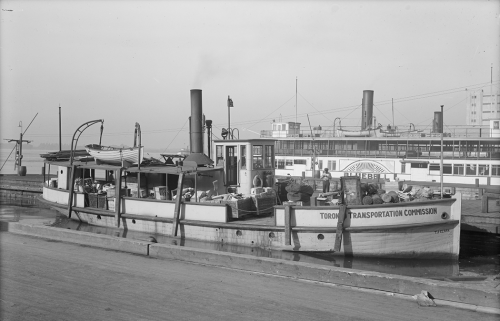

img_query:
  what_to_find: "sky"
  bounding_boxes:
[1,0,499,152]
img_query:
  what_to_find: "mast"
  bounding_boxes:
[392,98,394,128]
[59,104,62,151]
[295,77,298,130]
[440,105,444,199]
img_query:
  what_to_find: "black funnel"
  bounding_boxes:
[184,89,213,166]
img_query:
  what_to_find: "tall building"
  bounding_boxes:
[466,87,500,125]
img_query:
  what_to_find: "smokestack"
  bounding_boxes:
[361,90,374,130]
[184,89,214,166]
[433,111,443,133]
[190,89,203,153]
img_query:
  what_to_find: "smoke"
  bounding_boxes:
[192,53,230,88]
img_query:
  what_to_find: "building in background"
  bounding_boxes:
[466,88,500,125]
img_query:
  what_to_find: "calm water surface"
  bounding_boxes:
[1,198,498,280]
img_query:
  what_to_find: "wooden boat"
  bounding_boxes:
[85,144,143,165]
[39,90,461,259]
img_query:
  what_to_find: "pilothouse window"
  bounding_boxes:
[252,145,263,169]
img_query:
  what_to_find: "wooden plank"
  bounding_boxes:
[171,173,185,237]
[333,204,347,252]
[67,165,77,219]
[115,168,123,227]
[284,204,291,245]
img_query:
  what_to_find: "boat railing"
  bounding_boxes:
[262,125,495,139]
[275,148,500,160]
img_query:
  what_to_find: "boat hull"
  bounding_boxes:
[41,187,461,259]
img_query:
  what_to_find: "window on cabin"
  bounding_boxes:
[401,163,406,173]
[252,145,263,169]
[492,165,500,176]
[277,159,285,169]
[264,145,273,168]
[285,159,293,166]
[294,159,307,165]
[216,145,223,166]
[466,164,477,176]
[453,164,464,175]
[327,160,336,171]
[429,164,452,174]
[479,164,489,176]
[411,163,427,168]
[241,145,246,169]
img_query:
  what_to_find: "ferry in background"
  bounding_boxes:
[260,90,500,185]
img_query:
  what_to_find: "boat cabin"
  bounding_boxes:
[213,139,276,195]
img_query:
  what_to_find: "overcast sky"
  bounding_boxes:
[1,0,499,151]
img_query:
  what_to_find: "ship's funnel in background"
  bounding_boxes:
[361,90,374,130]
[433,111,443,133]
[184,89,213,166]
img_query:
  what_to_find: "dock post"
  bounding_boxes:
[482,194,488,213]
[334,204,347,252]
[67,165,77,219]
[284,204,292,245]
[172,172,185,237]
[115,168,123,227]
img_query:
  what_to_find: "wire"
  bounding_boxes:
[162,118,188,153]
[245,94,297,130]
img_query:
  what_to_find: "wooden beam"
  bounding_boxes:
[137,172,141,198]
[284,204,292,245]
[172,172,185,237]
[115,168,123,227]
[67,165,77,219]
[334,204,347,252]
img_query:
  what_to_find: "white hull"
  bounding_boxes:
[42,186,461,259]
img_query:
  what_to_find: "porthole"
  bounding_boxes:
[317,234,324,240]
[441,212,449,219]
[269,232,275,238]
[236,230,242,236]
[132,219,136,224]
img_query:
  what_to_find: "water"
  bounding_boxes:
[1,197,498,280]
[0,148,45,175]
[0,148,166,175]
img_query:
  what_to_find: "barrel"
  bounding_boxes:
[18,166,27,176]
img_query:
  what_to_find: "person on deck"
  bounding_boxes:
[321,168,332,193]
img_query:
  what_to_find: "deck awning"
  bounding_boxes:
[44,159,223,174]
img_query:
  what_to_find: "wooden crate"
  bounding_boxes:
[252,195,277,215]
[97,194,108,209]
[222,197,254,219]
[88,193,98,208]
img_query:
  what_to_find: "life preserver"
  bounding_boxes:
[252,174,262,188]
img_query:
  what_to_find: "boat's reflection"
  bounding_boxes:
[54,216,459,279]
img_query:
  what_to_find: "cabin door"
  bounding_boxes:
[226,146,238,186]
